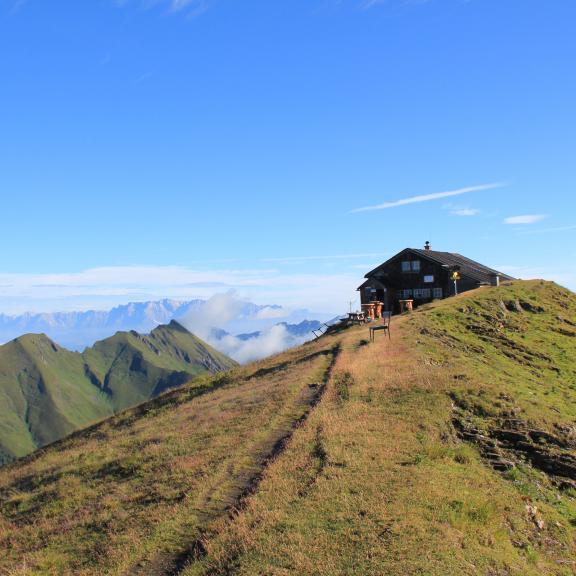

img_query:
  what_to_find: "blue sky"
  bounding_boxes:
[0,0,574,314]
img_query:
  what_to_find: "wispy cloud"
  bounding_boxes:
[134,71,154,84]
[351,182,505,213]
[363,0,434,9]
[451,208,480,217]
[114,0,210,17]
[362,0,385,8]
[10,0,28,13]
[504,214,547,225]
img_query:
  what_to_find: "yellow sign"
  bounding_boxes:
[452,271,461,281]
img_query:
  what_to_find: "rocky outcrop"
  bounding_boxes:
[452,399,576,486]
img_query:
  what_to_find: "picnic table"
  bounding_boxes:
[347,312,365,324]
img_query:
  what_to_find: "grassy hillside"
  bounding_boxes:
[0,322,236,463]
[0,335,113,465]
[0,281,575,575]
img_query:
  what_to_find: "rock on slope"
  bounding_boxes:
[0,321,236,464]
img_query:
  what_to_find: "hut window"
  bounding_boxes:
[402,261,421,273]
[414,288,431,299]
[424,275,434,283]
[399,289,413,299]
[364,287,375,300]
[433,288,443,299]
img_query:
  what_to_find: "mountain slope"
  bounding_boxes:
[0,335,113,465]
[83,321,235,410]
[0,322,236,463]
[0,281,575,575]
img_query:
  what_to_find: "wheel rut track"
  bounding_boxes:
[126,343,341,576]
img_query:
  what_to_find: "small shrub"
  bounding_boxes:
[453,445,475,465]
[525,544,539,565]
[504,467,522,482]
[413,453,426,465]
[447,499,495,528]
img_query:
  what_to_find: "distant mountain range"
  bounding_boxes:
[0,321,236,465]
[0,300,202,349]
[0,299,332,351]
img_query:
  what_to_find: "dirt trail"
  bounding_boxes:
[125,344,341,576]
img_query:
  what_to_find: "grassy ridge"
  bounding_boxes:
[0,281,575,575]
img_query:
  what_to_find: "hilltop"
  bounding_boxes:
[0,321,236,465]
[0,281,575,575]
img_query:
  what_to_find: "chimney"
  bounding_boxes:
[424,241,431,251]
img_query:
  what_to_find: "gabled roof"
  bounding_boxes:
[365,248,515,285]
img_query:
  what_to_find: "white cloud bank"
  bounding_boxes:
[179,292,313,364]
[216,325,308,364]
[351,183,506,213]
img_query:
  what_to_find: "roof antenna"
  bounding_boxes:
[424,240,431,251]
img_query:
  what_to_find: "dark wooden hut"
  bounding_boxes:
[358,242,515,313]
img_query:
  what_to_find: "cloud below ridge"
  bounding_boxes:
[179,292,314,364]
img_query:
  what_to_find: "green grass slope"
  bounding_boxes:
[0,322,236,463]
[0,335,113,463]
[0,281,574,575]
